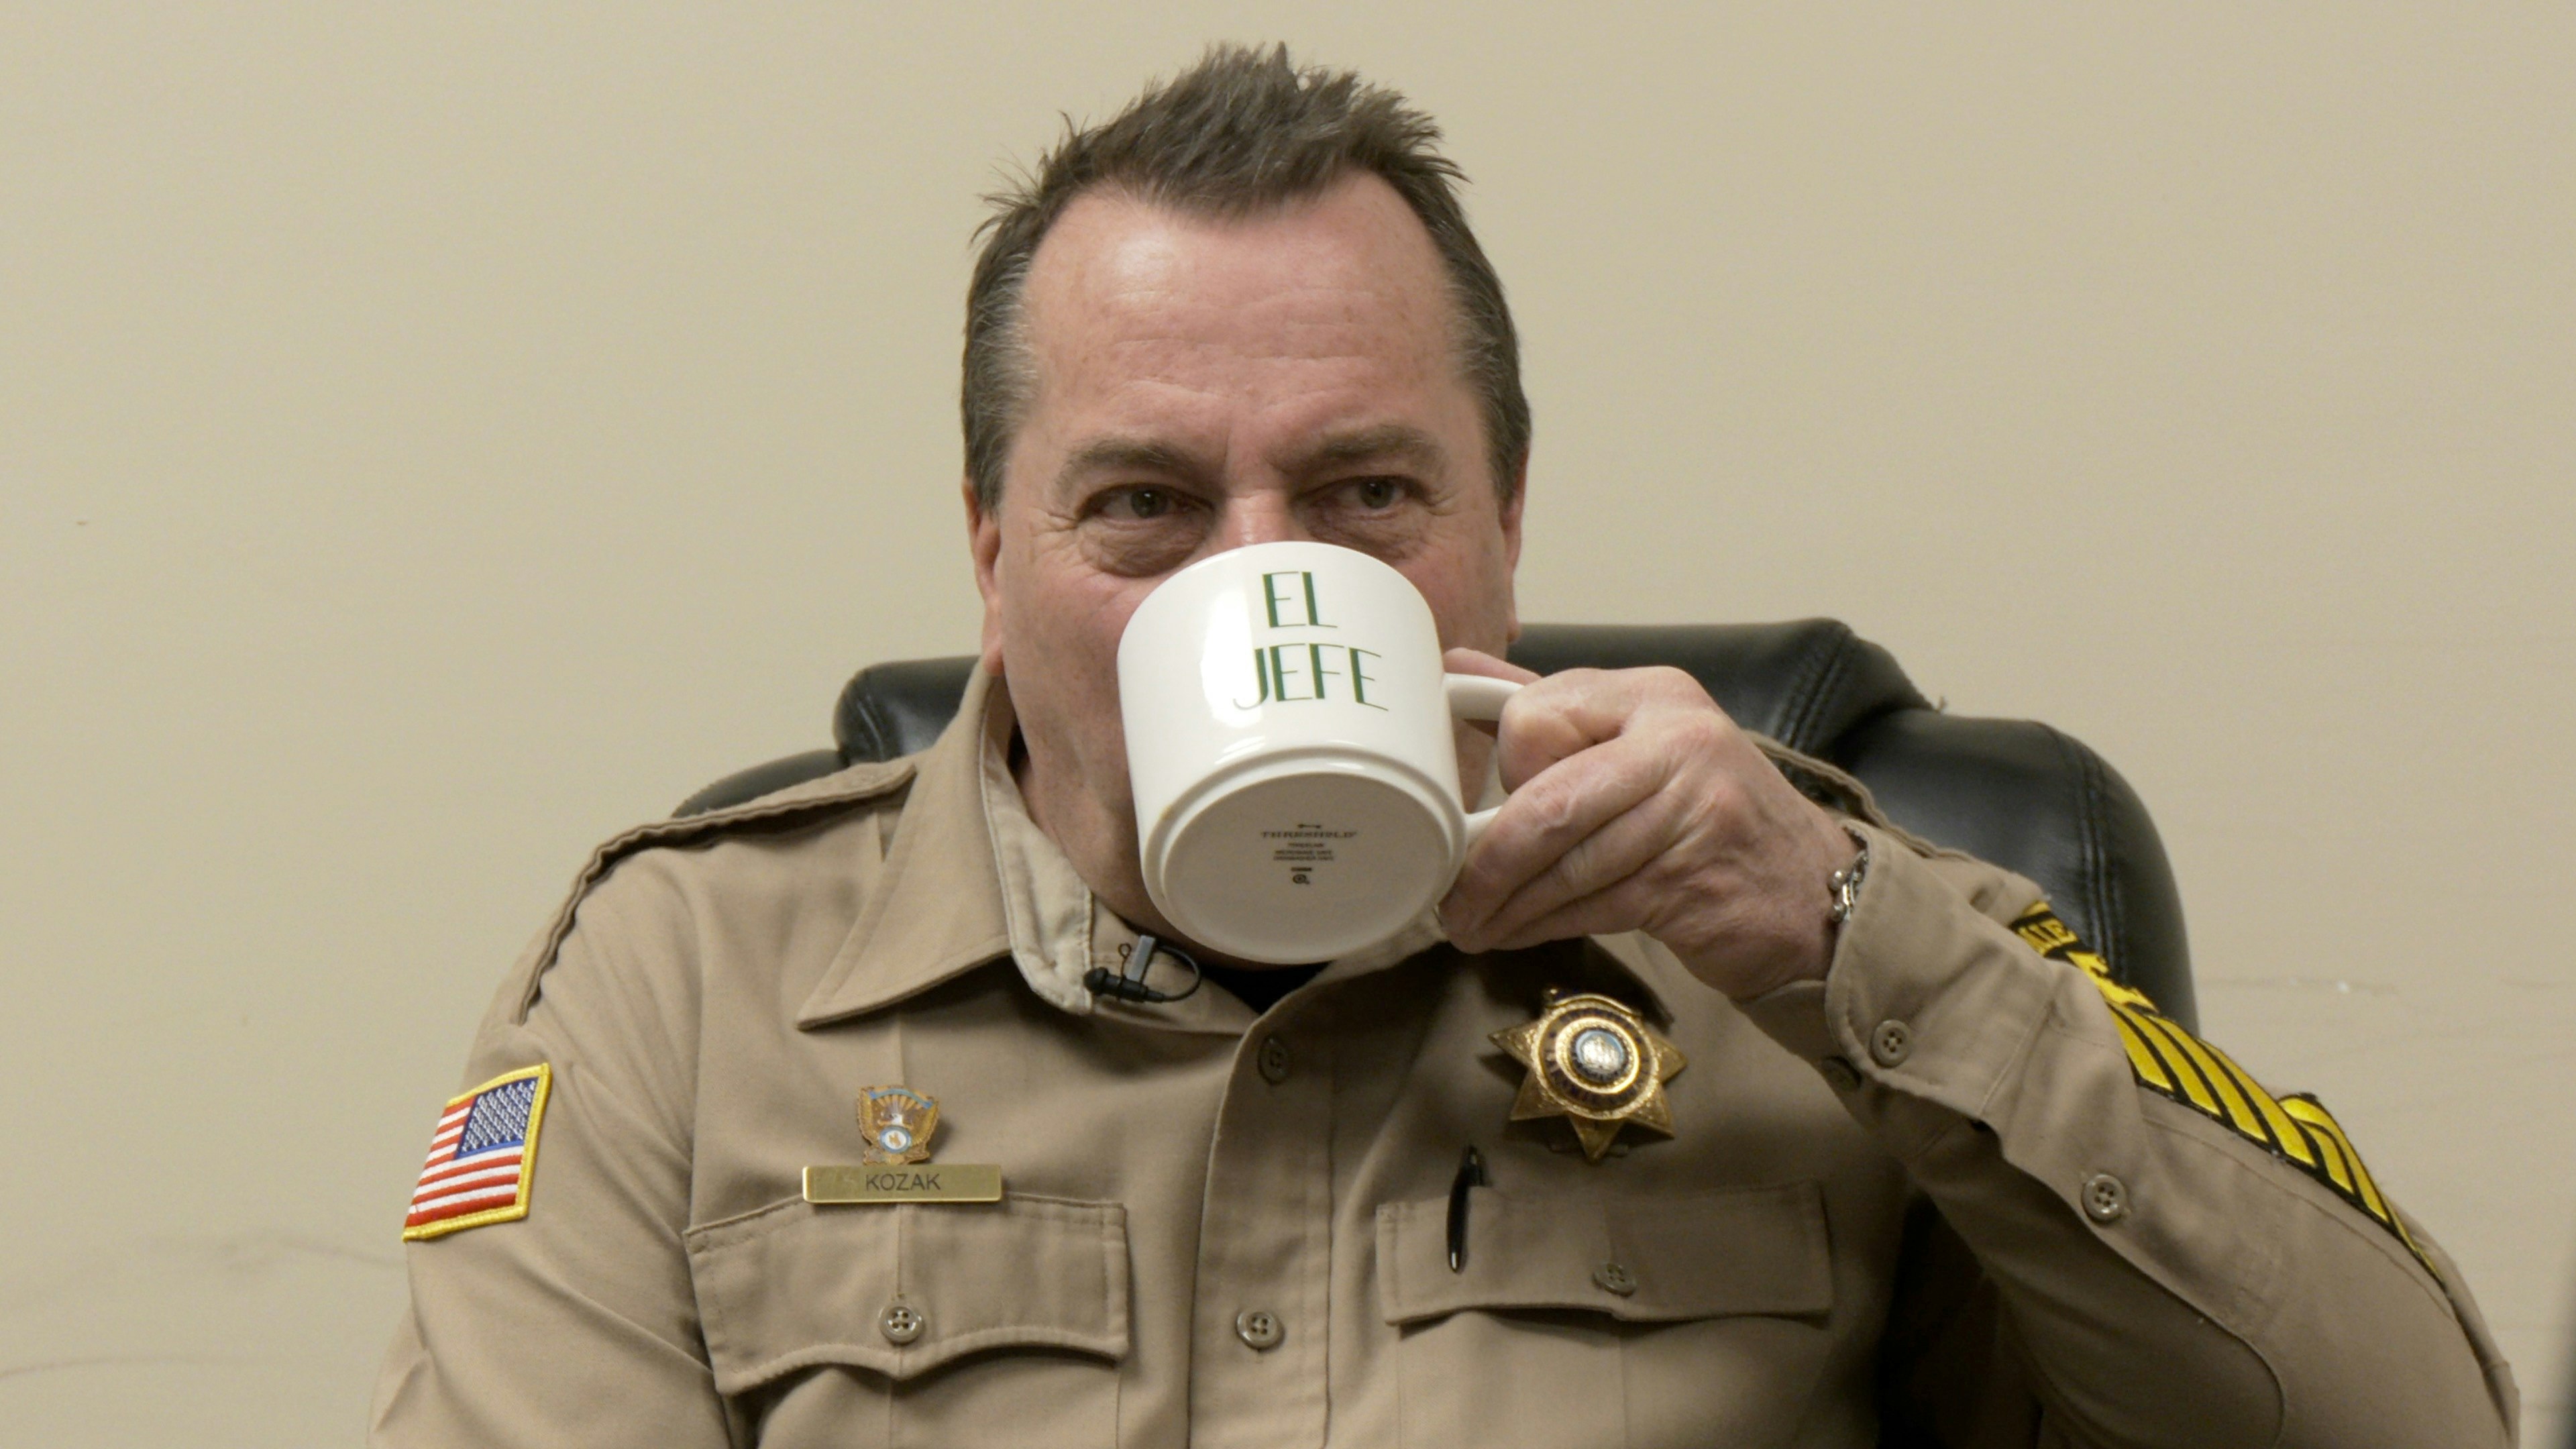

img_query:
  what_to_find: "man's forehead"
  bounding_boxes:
[1020,174,1456,345]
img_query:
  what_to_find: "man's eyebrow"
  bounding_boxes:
[1052,437,1212,492]
[1279,423,1446,478]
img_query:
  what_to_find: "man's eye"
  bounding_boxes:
[1101,487,1182,521]
[1344,478,1406,511]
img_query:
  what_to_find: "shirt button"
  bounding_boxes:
[1592,1261,1638,1297]
[1234,1308,1285,1350]
[2082,1172,2130,1224]
[1819,1055,1862,1091]
[1869,1018,1914,1068]
[879,1301,926,1345]
[1257,1035,1292,1084]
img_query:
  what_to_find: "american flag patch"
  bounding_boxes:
[403,1064,551,1242]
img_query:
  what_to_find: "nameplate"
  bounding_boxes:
[802,1163,1003,1205]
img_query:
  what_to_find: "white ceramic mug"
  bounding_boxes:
[1118,540,1520,964]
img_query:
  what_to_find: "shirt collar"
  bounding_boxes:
[796,664,1673,1029]
[795,666,1017,1028]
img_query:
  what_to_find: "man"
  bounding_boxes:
[374,46,2516,1447]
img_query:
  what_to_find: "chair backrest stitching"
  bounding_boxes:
[853,690,892,761]
[1817,639,1858,750]
[1779,624,1849,750]
[1769,633,1825,744]
[2048,723,2118,975]
[2082,745,2128,978]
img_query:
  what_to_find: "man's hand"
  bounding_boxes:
[1438,648,1862,1001]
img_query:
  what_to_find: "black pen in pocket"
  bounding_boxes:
[1447,1144,1488,1272]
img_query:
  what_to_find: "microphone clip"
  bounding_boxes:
[1082,934,1204,1005]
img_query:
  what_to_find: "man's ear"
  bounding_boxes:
[1499,453,1529,643]
[965,476,1006,677]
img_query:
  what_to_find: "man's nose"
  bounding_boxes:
[1212,491,1309,551]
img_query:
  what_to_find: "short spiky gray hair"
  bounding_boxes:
[962,44,1530,510]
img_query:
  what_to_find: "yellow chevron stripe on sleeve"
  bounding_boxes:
[2281,1097,2392,1222]
[2125,1010,2226,1117]
[2279,1097,2425,1258]
[2198,1038,2316,1170]
[2114,1007,2202,1104]
[2108,1009,2176,1093]
[2290,1114,2357,1194]
[2153,1018,2275,1146]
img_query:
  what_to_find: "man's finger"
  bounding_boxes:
[1441,645,1541,686]
[1451,780,1679,951]
[1442,737,1668,940]
[1443,647,1541,739]
[1467,875,1668,957]
[1485,666,1723,791]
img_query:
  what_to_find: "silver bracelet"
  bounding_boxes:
[1828,824,1871,926]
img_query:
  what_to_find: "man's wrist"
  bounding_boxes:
[1827,821,1871,929]
[1716,818,1870,1002]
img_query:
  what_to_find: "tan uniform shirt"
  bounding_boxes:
[373,668,2517,1448]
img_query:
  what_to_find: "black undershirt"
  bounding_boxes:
[1199,961,1327,1014]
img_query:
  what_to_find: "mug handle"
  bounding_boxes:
[1444,673,1523,848]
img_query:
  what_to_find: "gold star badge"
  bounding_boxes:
[1492,991,1686,1162]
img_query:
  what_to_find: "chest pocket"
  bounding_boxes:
[686,1194,1128,1449]
[1375,1182,1835,1448]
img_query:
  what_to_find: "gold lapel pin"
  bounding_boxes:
[858,1085,938,1164]
[1491,991,1685,1162]
[804,1087,1002,1205]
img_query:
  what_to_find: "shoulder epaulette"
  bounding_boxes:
[503,759,917,1024]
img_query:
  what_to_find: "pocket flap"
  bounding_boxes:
[1375,1181,1830,1326]
[686,1194,1129,1393]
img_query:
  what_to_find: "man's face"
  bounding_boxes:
[968,170,1524,941]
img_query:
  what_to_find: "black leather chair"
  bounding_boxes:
[677,619,2196,1028]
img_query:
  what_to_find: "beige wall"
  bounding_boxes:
[4,5,2569,1442]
